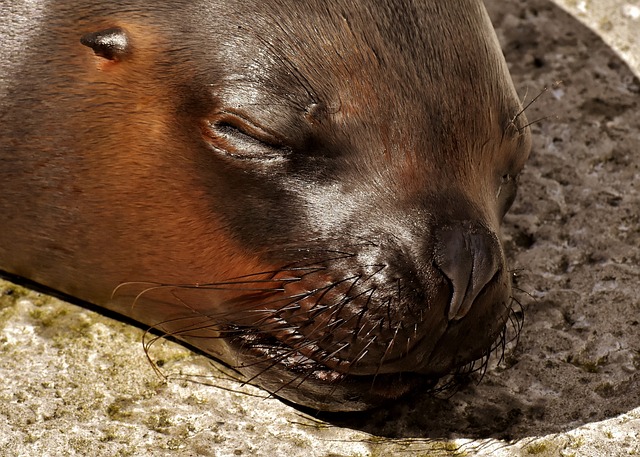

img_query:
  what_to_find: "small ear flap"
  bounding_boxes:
[80,27,130,61]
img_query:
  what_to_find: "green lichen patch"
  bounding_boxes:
[525,440,551,455]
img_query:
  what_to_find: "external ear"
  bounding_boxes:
[80,27,130,61]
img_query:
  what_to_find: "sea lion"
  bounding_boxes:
[0,0,531,412]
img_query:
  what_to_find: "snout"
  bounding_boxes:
[224,213,514,410]
[434,221,504,321]
[280,219,509,372]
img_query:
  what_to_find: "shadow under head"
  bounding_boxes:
[0,0,530,411]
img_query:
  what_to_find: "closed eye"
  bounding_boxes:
[203,113,290,162]
[497,173,518,218]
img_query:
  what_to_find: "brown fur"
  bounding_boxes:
[0,0,530,411]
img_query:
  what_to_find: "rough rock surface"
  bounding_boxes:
[1,0,639,455]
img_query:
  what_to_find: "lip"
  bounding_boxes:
[216,285,516,411]
[170,247,515,411]
[225,327,441,411]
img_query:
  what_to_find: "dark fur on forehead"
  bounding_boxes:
[184,0,524,157]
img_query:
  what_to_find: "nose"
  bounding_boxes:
[434,222,502,321]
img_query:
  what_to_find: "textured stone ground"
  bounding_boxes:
[1,0,639,456]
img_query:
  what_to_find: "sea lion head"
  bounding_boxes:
[34,0,531,412]
[148,0,531,411]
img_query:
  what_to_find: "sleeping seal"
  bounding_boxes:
[0,0,531,411]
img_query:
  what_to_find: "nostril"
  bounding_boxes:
[434,223,502,321]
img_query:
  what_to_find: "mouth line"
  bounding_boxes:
[229,327,347,381]
[226,326,439,396]
[216,307,520,411]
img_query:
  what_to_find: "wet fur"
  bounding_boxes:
[1,0,531,411]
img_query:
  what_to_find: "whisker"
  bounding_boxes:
[507,80,562,135]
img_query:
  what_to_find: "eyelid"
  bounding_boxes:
[216,110,285,148]
[203,111,290,161]
[497,173,518,198]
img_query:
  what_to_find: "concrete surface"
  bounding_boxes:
[555,0,640,75]
[1,0,639,456]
